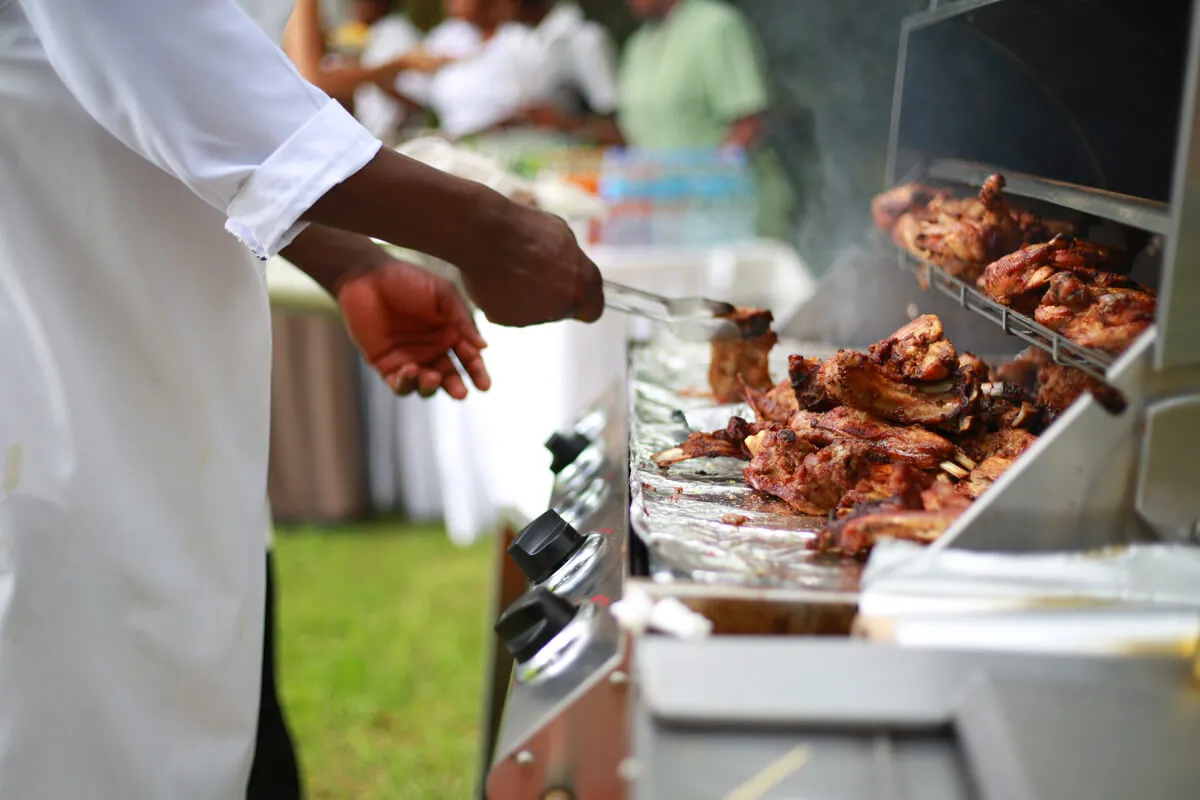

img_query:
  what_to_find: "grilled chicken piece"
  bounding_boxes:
[977,235,1133,313]
[994,347,1049,392]
[827,505,963,558]
[977,236,1069,313]
[788,355,837,412]
[742,377,799,424]
[793,406,962,471]
[1034,272,1155,355]
[744,432,871,516]
[819,350,975,429]
[709,308,777,403]
[958,454,1018,499]
[836,462,934,513]
[871,183,946,232]
[652,417,778,468]
[904,174,1028,282]
[868,314,958,382]
[957,428,1038,464]
[1035,363,1123,413]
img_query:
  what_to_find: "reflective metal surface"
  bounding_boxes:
[487,383,632,800]
[542,534,608,599]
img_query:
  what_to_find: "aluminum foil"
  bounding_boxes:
[860,539,1200,614]
[627,334,862,590]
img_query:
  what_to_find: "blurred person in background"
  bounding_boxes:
[617,0,794,238]
[284,0,450,107]
[512,0,624,145]
[351,1,426,140]
[399,0,533,140]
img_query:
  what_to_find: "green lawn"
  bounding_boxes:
[272,522,494,800]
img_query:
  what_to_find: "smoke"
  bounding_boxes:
[733,0,929,276]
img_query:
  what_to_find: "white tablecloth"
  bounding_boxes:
[266,239,815,544]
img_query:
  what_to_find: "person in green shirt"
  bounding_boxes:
[617,0,794,239]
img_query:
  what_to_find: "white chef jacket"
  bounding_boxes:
[424,23,532,140]
[0,1,380,798]
[519,1,618,116]
[394,17,483,113]
[354,14,423,141]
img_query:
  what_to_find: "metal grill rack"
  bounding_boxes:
[894,251,1120,387]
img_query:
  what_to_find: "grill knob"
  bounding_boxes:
[495,586,579,663]
[545,431,589,474]
[508,509,585,584]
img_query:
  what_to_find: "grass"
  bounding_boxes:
[272,521,494,800]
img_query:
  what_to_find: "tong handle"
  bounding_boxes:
[602,280,673,322]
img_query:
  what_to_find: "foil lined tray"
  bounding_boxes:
[628,336,863,590]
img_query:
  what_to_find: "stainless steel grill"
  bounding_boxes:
[478,1,1200,798]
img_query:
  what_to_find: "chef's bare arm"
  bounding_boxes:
[16,0,602,325]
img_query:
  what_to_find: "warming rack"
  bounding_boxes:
[894,251,1119,388]
[927,159,1172,235]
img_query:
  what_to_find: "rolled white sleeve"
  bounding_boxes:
[17,0,382,259]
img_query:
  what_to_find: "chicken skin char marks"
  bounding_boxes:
[977,234,1136,315]
[743,377,801,424]
[651,416,779,468]
[743,432,873,516]
[818,350,975,429]
[877,175,1061,283]
[995,347,1122,414]
[868,315,959,382]
[1033,272,1155,355]
[658,315,1062,555]
[708,307,777,404]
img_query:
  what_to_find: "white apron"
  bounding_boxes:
[0,1,380,796]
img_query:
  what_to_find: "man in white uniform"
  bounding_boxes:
[0,1,603,798]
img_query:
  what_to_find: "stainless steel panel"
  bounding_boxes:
[1158,0,1200,370]
[1136,394,1200,541]
[935,334,1153,552]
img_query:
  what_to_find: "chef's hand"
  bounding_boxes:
[337,260,491,400]
[459,203,605,327]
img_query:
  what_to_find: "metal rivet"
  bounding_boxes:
[516,750,535,766]
[609,670,629,686]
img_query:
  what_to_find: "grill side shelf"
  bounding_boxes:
[894,251,1116,384]
[927,159,1172,235]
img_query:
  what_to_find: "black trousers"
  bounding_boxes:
[247,552,304,799]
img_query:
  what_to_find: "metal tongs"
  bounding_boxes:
[603,281,742,342]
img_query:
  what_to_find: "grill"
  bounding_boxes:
[479,2,1200,798]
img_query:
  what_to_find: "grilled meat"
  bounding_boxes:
[743,377,800,424]
[1034,272,1155,355]
[902,174,1029,282]
[1035,363,1123,413]
[957,427,1038,464]
[795,406,961,471]
[819,349,976,429]
[652,417,778,468]
[744,433,872,516]
[871,183,946,232]
[709,308,777,403]
[868,314,958,382]
[994,347,1049,392]
[827,501,964,557]
[959,454,1018,499]
[977,234,1134,314]
[836,462,934,513]
[789,355,837,412]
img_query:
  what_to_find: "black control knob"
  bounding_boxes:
[495,586,579,662]
[508,510,585,584]
[545,432,589,474]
